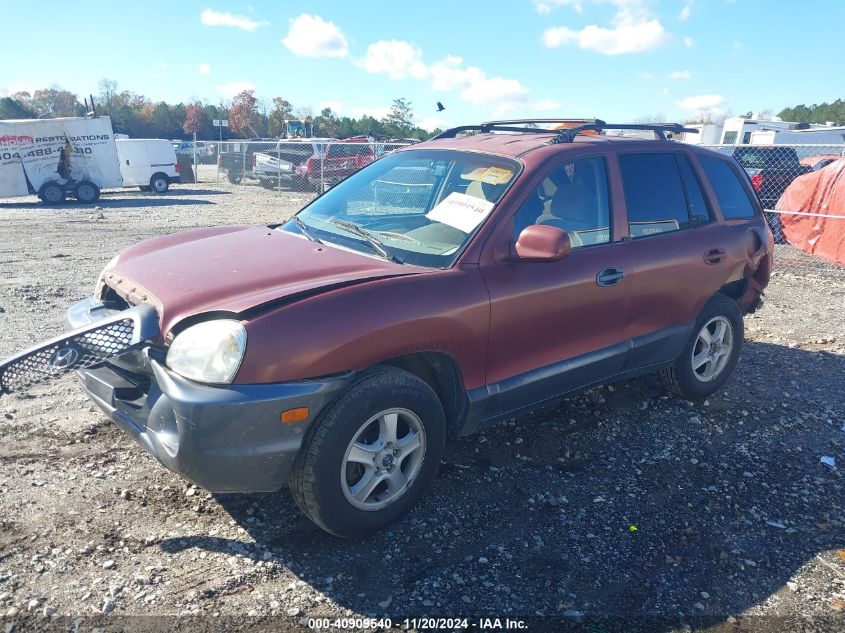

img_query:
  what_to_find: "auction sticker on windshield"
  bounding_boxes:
[462,166,514,185]
[426,192,495,233]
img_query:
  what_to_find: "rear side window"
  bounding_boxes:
[619,153,699,237]
[698,155,758,219]
[329,143,373,158]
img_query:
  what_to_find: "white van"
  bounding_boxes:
[115,139,180,193]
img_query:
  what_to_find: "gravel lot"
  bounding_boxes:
[0,183,843,632]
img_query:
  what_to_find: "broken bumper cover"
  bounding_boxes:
[0,300,157,395]
[67,298,351,493]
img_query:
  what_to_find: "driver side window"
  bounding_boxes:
[513,156,611,248]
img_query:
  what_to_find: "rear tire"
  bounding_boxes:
[289,367,446,538]
[661,294,743,400]
[150,173,169,194]
[259,179,275,190]
[227,172,243,185]
[39,182,65,205]
[74,181,100,204]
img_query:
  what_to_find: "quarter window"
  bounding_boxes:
[512,156,611,248]
[619,153,701,237]
[698,155,758,219]
[676,154,711,226]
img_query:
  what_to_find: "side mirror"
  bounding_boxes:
[513,224,571,262]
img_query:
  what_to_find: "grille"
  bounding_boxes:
[0,319,137,394]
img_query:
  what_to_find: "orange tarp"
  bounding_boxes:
[777,159,845,266]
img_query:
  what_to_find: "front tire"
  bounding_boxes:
[661,294,744,400]
[289,367,446,538]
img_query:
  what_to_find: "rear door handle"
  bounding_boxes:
[704,248,727,265]
[596,267,625,287]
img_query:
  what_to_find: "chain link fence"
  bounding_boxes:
[178,139,416,201]
[700,144,845,278]
[177,140,844,277]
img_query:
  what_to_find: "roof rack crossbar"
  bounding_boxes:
[432,124,565,139]
[480,118,604,126]
[432,120,698,142]
[551,122,698,143]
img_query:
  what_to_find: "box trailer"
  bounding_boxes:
[0,116,122,204]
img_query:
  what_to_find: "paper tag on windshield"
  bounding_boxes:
[426,192,495,233]
[462,166,514,185]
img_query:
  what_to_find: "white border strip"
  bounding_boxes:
[764,209,845,219]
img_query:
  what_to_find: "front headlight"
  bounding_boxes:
[166,320,247,384]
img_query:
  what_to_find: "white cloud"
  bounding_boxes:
[668,70,691,80]
[533,0,583,14]
[683,36,694,47]
[200,8,264,31]
[359,40,428,80]
[418,116,448,132]
[319,100,343,113]
[542,0,667,55]
[198,63,211,75]
[543,20,665,54]
[640,71,655,80]
[158,62,168,69]
[217,81,256,98]
[461,76,529,106]
[679,1,693,21]
[282,14,348,58]
[678,94,724,110]
[359,40,530,110]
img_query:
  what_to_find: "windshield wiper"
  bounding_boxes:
[292,216,322,244]
[328,219,402,263]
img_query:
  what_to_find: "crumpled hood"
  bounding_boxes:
[101,225,417,334]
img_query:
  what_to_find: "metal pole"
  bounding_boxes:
[321,142,326,195]
[216,121,221,187]
[192,131,197,184]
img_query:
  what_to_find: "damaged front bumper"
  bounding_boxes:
[63,298,350,493]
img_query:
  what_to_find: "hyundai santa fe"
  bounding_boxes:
[0,119,773,537]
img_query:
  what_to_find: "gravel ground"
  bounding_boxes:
[0,183,844,632]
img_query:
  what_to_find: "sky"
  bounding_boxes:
[1,0,843,131]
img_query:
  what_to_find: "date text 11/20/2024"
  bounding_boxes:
[306,617,528,630]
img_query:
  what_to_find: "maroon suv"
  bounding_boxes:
[0,119,773,537]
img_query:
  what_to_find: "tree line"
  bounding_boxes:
[777,99,845,126]
[0,80,438,141]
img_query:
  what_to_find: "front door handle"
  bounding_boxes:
[597,267,625,287]
[704,248,726,265]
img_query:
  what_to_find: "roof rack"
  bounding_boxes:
[432,118,604,139]
[550,122,698,143]
[432,119,697,142]
[481,118,602,127]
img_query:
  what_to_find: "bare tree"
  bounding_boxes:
[634,113,668,124]
[98,79,118,114]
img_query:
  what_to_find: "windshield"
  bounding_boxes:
[279,149,521,267]
[734,147,797,168]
